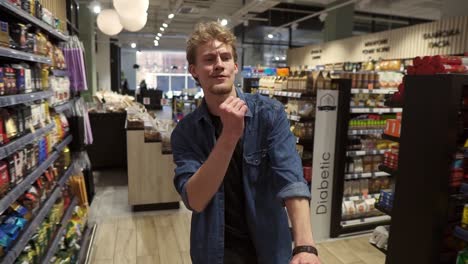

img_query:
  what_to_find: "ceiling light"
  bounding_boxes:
[154,42,159,46]
[157,33,162,37]
[282,56,286,60]
[267,34,274,39]
[155,36,160,40]
[131,42,136,48]
[168,13,174,19]
[275,56,280,61]
[93,5,101,14]
[220,19,228,26]
[154,40,159,45]
[160,27,165,31]
[162,23,168,28]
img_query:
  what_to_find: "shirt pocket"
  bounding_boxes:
[244,148,268,183]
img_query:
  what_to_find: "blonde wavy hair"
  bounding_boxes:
[186,21,238,65]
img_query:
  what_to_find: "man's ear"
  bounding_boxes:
[234,62,239,75]
[189,64,198,79]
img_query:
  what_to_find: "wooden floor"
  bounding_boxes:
[89,170,386,264]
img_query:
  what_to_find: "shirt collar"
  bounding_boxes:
[197,87,253,123]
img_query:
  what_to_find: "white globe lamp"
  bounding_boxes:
[119,12,148,32]
[113,0,149,16]
[97,9,123,36]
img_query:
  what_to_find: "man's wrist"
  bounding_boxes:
[292,245,318,256]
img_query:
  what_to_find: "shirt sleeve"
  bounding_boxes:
[267,103,311,205]
[171,125,202,211]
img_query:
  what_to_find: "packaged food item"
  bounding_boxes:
[9,23,28,51]
[343,200,356,216]
[14,149,25,183]
[0,21,9,47]
[352,180,361,196]
[0,161,9,197]
[4,67,17,95]
[462,204,468,229]
[360,179,369,196]
[355,200,368,215]
[3,109,18,140]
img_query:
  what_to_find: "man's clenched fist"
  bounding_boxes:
[218,96,248,142]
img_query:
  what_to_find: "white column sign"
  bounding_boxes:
[310,89,339,241]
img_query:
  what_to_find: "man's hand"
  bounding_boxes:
[290,252,321,264]
[218,96,248,141]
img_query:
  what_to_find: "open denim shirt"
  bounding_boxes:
[171,89,311,264]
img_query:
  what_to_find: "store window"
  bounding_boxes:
[136,51,199,92]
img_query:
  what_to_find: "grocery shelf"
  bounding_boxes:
[350,108,403,114]
[382,133,400,142]
[77,224,97,264]
[0,0,69,41]
[348,129,385,136]
[258,89,314,99]
[0,151,59,214]
[454,226,468,242]
[375,203,392,216]
[288,114,314,122]
[378,165,397,175]
[52,101,73,113]
[0,90,54,108]
[0,122,55,160]
[346,149,389,157]
[343,193,380,201]
[351,89,398,94]
[50,69,68,77]
[53,135,73,153]
[57,160,76,187]
[370,242,387,254]
[1,187,62,264]
[344,171,391,180]
[41,197,78,264]
[0,46,52,64]
[341,215,391,228]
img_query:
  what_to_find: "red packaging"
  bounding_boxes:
[413,56,423,66]
[303,166,312,182]
[0,161,9,197]
[422,56,432,65]
[407,66,416,75]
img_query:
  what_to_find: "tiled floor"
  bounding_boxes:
[88,169,385,264]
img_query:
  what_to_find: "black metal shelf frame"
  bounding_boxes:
[0,90,54,108]
[0,0,69,42]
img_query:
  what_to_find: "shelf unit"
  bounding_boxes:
[343,193,380,201]
[0,0,69,42]
[0,90,54,107]
[344,171,390,180]
[385,75,468,264]
[0,46,52,64]
[0,122,55,160]
[350,108,403,114]
[348,129,385,135]
[76,224,97,264]
[257,89,314,99]
[330,84,399,237]
[0,135,71,215]
[351,89,398,94]
[2,186,62,264]
[41,197,79,264]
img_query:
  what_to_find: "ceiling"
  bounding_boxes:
[85,0,444,50]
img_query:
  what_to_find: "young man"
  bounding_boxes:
[171,21,321,264]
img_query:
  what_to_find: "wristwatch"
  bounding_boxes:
[292,245,318,256]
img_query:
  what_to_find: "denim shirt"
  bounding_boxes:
[171,89,311,264]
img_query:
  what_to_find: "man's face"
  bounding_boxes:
[189,40,238,96]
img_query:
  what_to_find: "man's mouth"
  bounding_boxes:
[212,75,228,79]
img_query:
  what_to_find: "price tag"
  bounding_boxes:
[143,97,150,105]
[287,92,293,97]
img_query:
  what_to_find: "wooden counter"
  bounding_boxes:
[126,129,180,210]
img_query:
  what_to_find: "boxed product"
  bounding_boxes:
[0,21,9,47]
[384,119,401,137]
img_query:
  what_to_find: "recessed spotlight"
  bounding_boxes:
[168,13,174,19]
[162,23,168,28]
[160,27,165,31]
[154,42,159,46]
[88,0,101,14]
[275,56,280,61]
[157,33,162,37]
[220,19,228,26]
[282,56,286,60]
[93,5,101,14]
[154,40,159,45]
[155,36,160,40]
[131,43,136,48]
[268,34,274,39]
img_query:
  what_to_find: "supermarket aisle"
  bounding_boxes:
[88,170,385,264]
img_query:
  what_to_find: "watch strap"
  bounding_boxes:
[292,245,318,256]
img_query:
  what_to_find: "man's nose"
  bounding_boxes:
[214,56,224,71]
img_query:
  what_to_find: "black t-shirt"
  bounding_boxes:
[210,114,256,252]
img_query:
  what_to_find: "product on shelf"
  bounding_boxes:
[0,21,9,48]
[408,56,468,75]
[48,75,70,106]
[351,93,386,108]
[383,147,399,169]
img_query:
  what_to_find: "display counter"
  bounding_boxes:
[126,110,180,210]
